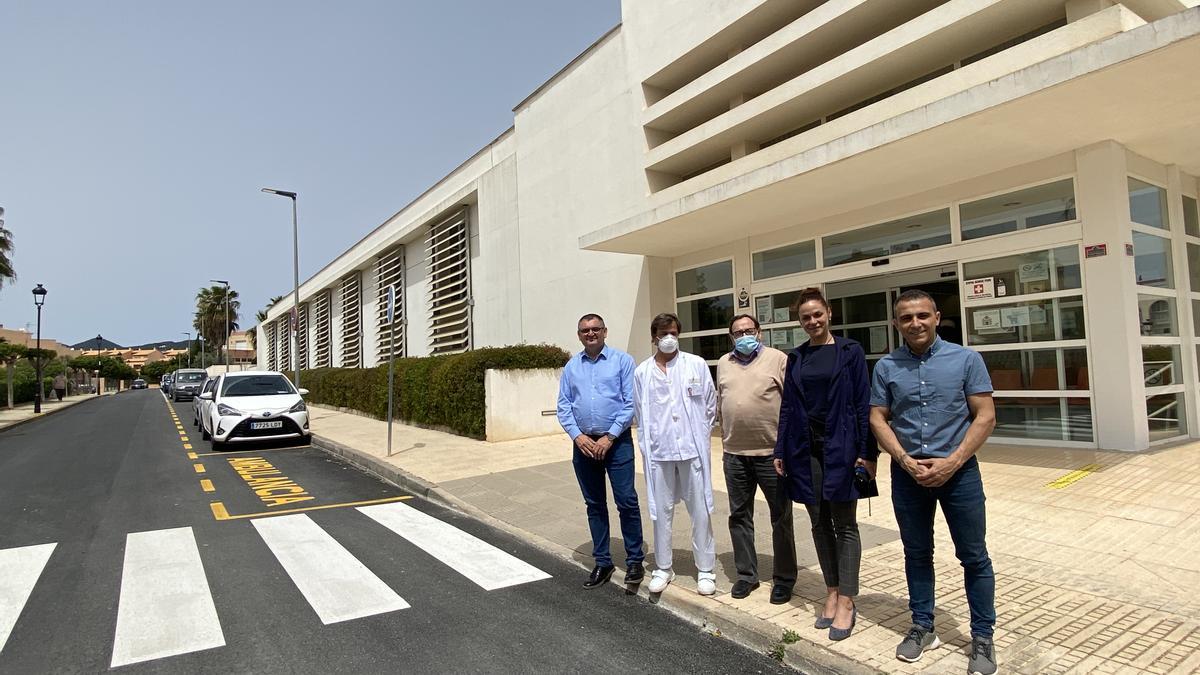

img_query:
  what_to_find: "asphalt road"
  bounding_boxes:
[0,389,798,674]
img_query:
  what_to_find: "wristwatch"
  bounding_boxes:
[605,433,617,442]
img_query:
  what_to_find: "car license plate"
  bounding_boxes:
[251,420,284,430]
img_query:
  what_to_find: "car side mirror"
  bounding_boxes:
[198,391,214,400]
[297,388,309,396]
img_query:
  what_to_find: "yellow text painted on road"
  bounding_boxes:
[209,495,413,521]
[228,456,315,507]
[194,463,206,474]
[200,479,215,493]
[1045,463,1100,490]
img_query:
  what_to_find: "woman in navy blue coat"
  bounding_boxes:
[773,288,878,641]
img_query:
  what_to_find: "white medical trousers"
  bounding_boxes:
[650,457,716,573]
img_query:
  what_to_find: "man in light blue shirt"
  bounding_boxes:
[557,313,644,589]
[870,290,998,675]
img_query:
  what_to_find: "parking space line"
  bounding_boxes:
[200,479,215,493]
[193,445,312,458]
[208,495,413,521]
[194,464,206,474]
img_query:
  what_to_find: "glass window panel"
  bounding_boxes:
[960,179,1076,241]
[1146,391,1187,441]
[836,326,892,355]
[1185,196,1200,238]
[962,246,1081,300]
[678,294,734,333]
[993,398,1093,442]
[755,290,803,325]
[1194,300,1200,337]
[966,296,1085,346]
[1196,345,1199,383]
[680,334,731,361]
[1133,232,1174,289]
[1137,295,1177,336]
[675,261,733,297]
[1142,345,1182,388]
[1128,177,1169,230]
[822,209,951,267]
[980,347,1089,391]
[836,292,889,324]
[752,240,816,280]
[1188,243,1200,292]
[759,328,805,351]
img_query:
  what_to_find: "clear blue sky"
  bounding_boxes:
[0,1,620,347]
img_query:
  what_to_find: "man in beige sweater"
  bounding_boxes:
[716,314,796,604]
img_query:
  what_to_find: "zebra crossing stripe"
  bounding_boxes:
[358,502,550,591]
[0,543,56,654]
[252,514,410,624]
[111,527,225,668]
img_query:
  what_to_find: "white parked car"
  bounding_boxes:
[194,375,220,433]
[198,371,310,449]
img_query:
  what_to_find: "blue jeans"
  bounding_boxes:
[572,431,644,567]
[891,456,995,637]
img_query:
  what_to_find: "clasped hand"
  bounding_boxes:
[907,455,960,487]
[575,434,612,460]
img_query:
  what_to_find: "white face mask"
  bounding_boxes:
[656,334,679,354]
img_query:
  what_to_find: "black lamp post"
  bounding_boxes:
[32,284,47,413]
[95,334,103,395]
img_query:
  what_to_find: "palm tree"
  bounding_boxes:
[0,214,15,288]
[247,295,284,351]
[0,341,27,408]
[193,285,241,357]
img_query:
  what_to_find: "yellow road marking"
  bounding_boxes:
[194,444,311,457]
[208,495,413,521]
[1045,463,1100,490]
[180,436,190,442]
[194,463,206,474]
[187,452,198,459]
[183,443,193,450]
[200,479,215,493]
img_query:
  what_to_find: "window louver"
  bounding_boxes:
[426,209,472,354]
[375,246,406,362]
[340,272,363,368]
[312,290,332,368]
[278,315,291,374]
[297,302,310,370]
[265,322,277,371]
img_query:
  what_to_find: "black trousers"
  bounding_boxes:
[723,453,796,587]
[804,425,861,596]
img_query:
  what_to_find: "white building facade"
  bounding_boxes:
[260,0,1200,452]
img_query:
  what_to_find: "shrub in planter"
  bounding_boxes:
[300,344,569,439]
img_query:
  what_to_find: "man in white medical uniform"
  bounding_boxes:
[633,312,718,596]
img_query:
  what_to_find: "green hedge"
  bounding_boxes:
[300,344,570,439]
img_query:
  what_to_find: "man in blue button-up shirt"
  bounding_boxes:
[557,313,644,589]
[870,290,998,675]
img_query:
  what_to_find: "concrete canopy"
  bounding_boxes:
[581,11,1200,258]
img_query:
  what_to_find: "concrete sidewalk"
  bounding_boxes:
[0,393,108,431]
[308,405,1200,675]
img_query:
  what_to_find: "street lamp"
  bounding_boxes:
[32,284,47,413]
[261,188,301,388]
[95,334,103,395]
[210,279,231,372]
[198,335,205,369]
[182,331,192,368]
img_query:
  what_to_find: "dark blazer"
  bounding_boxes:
[773,336,878,504]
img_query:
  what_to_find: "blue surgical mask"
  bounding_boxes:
[734,335,759,355]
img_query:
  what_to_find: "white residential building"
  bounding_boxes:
[261,0,1200,451]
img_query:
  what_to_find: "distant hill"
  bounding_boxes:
[126,339,191,350]
[69,337,123,350]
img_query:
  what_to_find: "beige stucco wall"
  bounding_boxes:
[484,368,563,442]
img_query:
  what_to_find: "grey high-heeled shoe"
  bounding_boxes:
[828,607,856,641]
[815,615,834,629]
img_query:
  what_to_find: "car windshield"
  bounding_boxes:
[178,372,205,383]
[222,375,294,397]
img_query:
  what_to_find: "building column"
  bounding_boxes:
[1075,141,1148,450]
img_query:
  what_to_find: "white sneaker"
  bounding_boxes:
[697,571,717,596]
[648,568,675,593]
